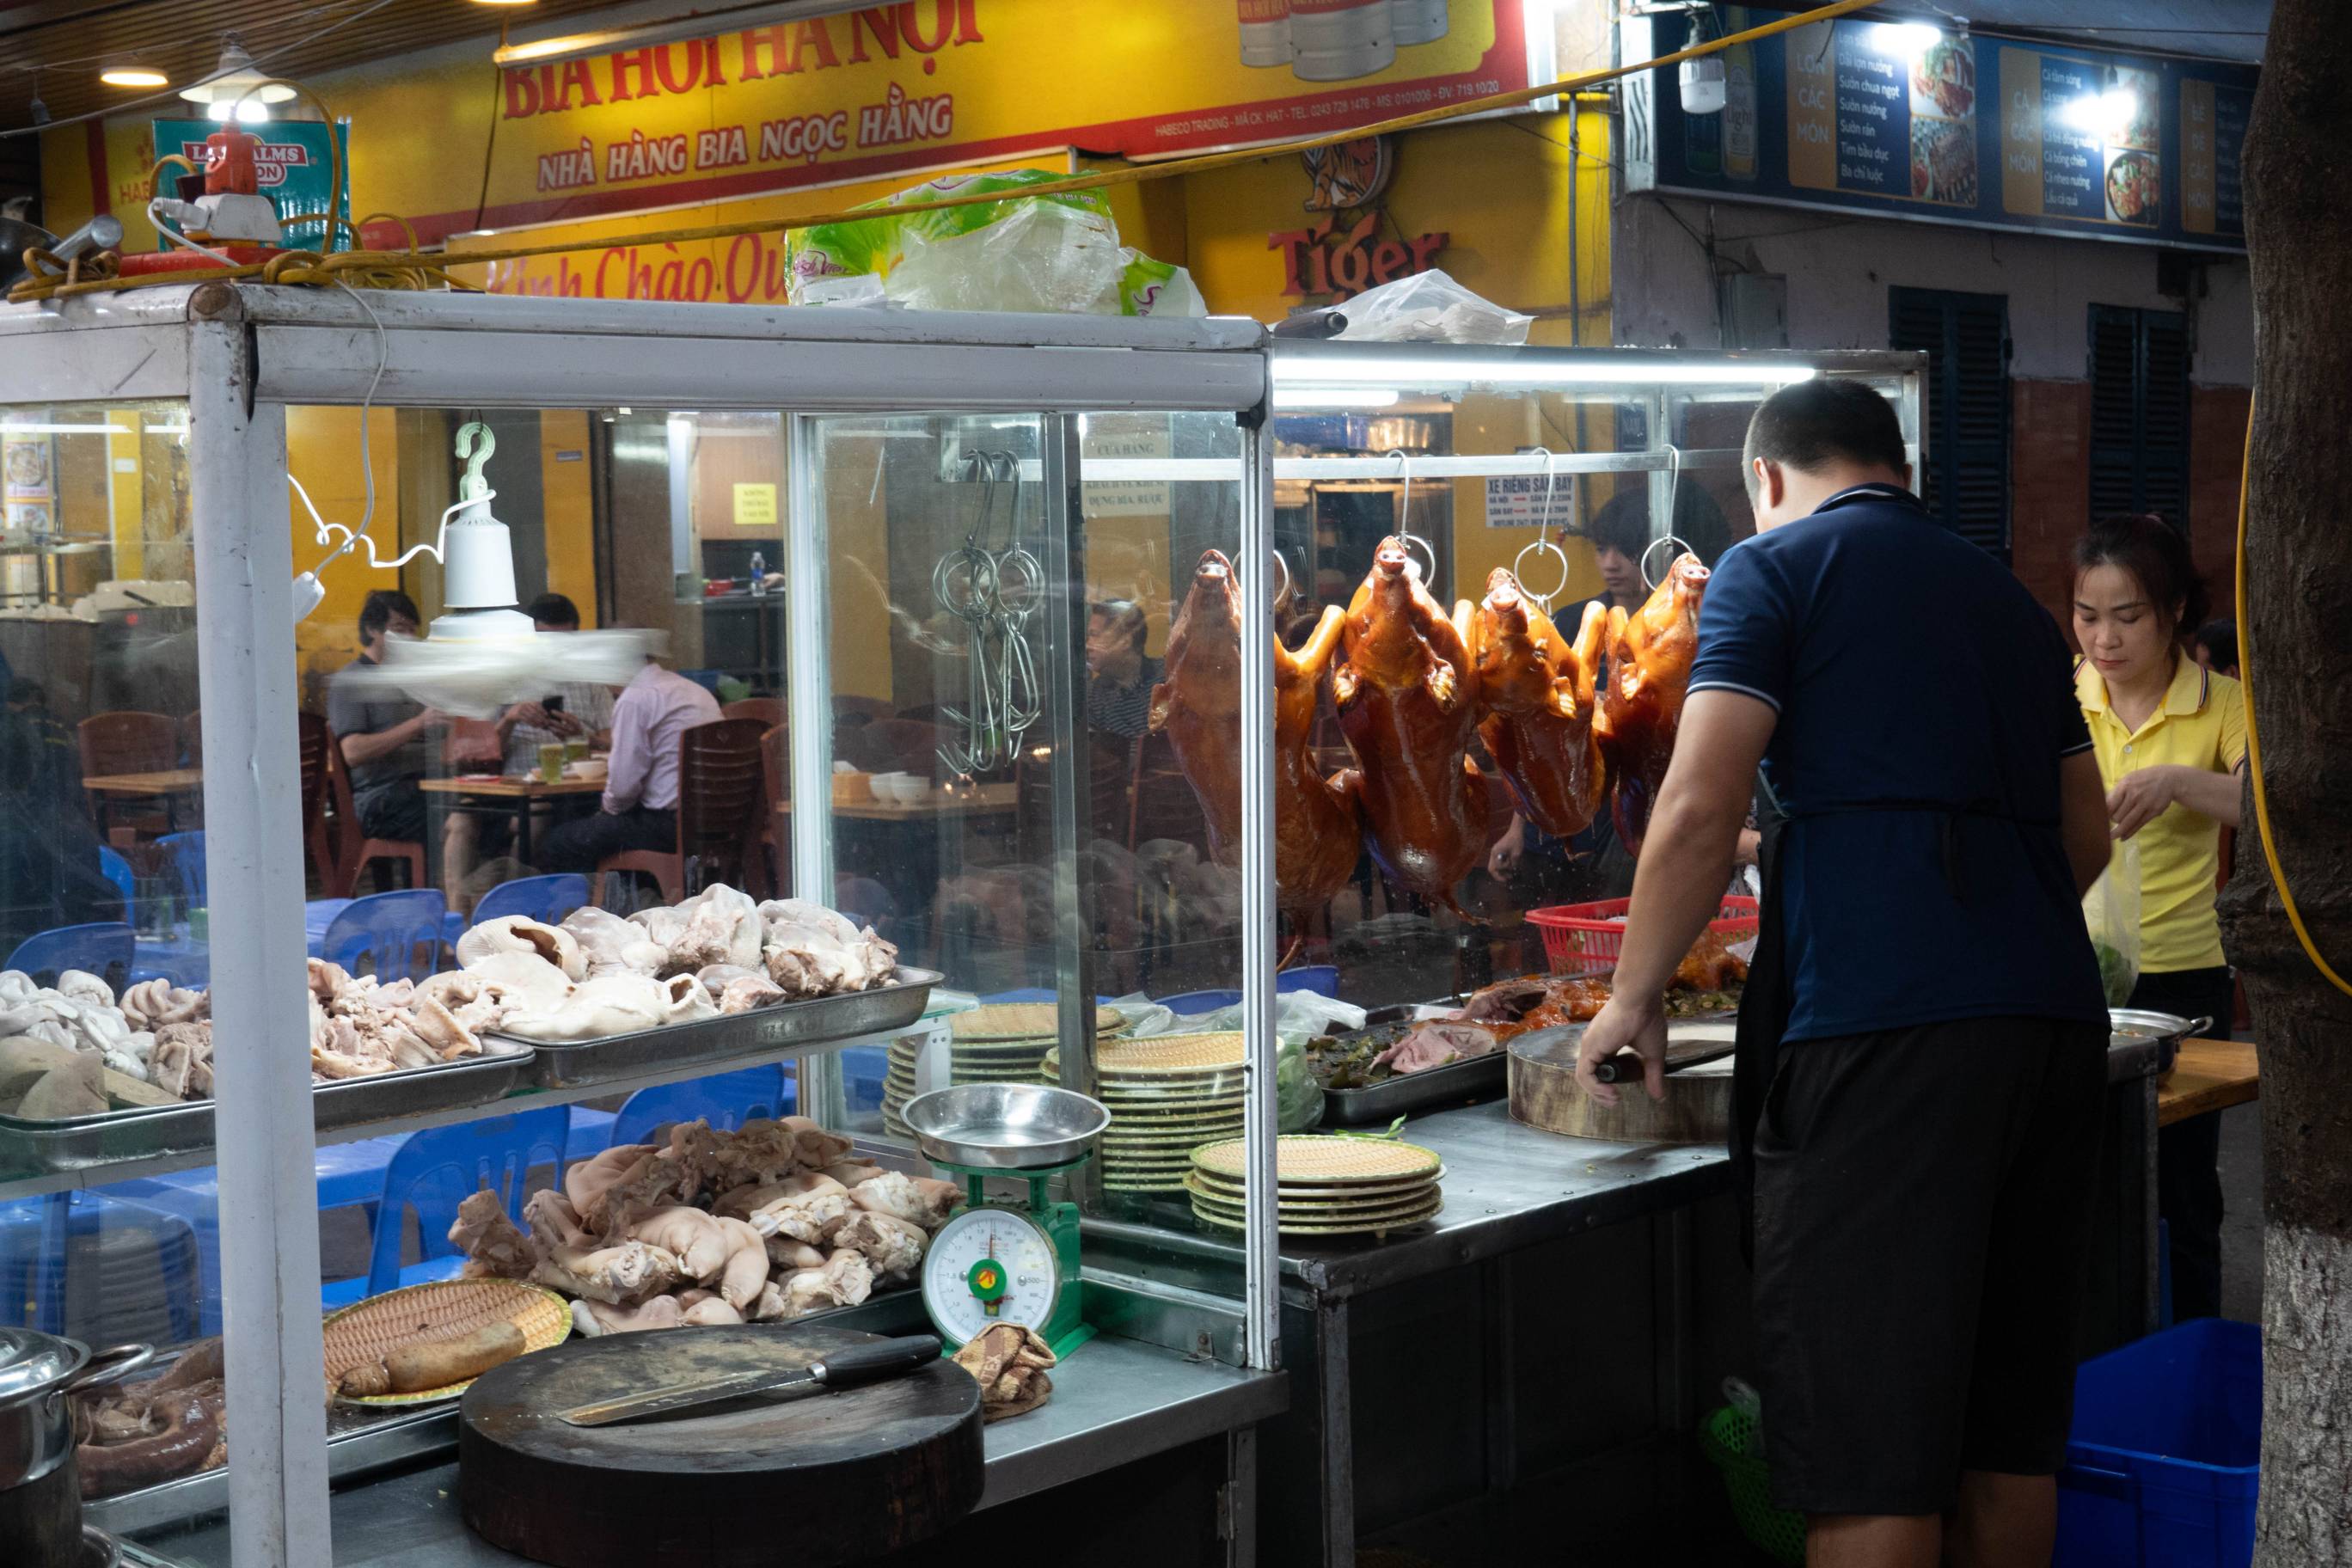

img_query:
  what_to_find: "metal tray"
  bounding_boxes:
[1323,1050,1509,1127]
[504,967,945,1089]
[85,1400,457,1537]
[0,1050,527,1182]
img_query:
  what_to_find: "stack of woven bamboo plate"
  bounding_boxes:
[323,1277,571,1406]
[1043,1031,1246,1194]
[1185,1134,1445,1236]
[883,1003,1130,1138]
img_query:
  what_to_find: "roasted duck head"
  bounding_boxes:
[1332,537,1484,913]
[1149,549,1360,911]
[1596,551,1710,854]
[1470,567,1610,839]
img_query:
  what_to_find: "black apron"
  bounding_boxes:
[1729,779,2031,1261]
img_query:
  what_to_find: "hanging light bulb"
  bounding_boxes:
[178,34,296,120]
[1679,14,1725,116]
[300,422,648,717]
[100,64,170,89]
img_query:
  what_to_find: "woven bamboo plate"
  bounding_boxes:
[1191,1195,1443,1235]
[1102,1158,1203,1178]
[951,1004,1129,1041]
[1185,1178,1441,1222]
[1048,1032,1246,1074]
[1192,1135,1442,1186]
[1187,1167,1448,1204]
[1105,1128,1242,1149]
[324,1277,570,1406]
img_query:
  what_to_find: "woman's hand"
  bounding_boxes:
[1488,816,1528,880]
[2108,766,2186,840]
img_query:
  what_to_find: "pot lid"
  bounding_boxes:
[0,1326,88,1404]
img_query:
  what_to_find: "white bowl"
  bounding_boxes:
[886,776,932,805]
[868,771,908,801]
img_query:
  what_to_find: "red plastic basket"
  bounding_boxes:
[1525,896,1761,977]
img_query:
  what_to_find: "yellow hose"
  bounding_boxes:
[2234,398,2352,997]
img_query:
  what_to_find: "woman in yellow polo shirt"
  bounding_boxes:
[2073,514,2245,1320]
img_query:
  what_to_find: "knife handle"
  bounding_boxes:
[813,1334,942,1387]
[1592,1052,1647,1085]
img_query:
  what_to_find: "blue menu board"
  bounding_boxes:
[1633,9,2255,253]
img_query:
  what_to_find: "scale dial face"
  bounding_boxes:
[921,1205,1062,1348]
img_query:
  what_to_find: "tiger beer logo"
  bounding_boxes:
[1269,211,1447,302]
[1301,136,1393,211]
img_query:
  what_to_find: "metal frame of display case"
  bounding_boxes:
[0,284,1286,1568]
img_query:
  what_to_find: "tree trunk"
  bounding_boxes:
[2220,3,2352,1561]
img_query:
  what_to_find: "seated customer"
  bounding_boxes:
[536,656,720,872]
[326,590,443,853]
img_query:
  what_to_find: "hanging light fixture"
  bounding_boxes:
[99,64,171,89]
[178,34,296,121]
[1678,13,1726,116]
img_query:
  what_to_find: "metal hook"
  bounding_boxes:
[1385,448,1414,528]
[455,421,496,505]
[1509,447,1572,609]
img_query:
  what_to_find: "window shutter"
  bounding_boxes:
[2139,312,2191,532]
[2088,305,2190,533]
[1890,285,2012,558]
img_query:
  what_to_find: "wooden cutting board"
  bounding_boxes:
[460,1323,983,1568]
[1510,1021,1738,1143]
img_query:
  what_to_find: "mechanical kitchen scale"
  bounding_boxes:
[903,1083,1109,1359]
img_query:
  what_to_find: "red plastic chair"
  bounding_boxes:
[322,730,426,897]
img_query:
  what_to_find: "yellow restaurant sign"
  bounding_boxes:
[426,0,1539,244]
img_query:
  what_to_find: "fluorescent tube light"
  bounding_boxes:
[1271,389,1403,410]
[1270,354,1820,388]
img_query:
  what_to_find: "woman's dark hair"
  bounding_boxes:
[527,592,582,628]
[1584,481,1735,568]
[358,588,421,641]
[2195,618,2239,676]
[2074,514,2208,638]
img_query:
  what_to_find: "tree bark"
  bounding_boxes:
[2220,3,2352,1561]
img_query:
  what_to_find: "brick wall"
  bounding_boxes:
[2006,378,2248,635]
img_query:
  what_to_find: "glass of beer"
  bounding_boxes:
[538,742,566,785]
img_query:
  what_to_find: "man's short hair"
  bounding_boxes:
[1583,489,1650,560]
[358,589,421,641]
[1743,379,1908,491]
[1090,599,1148,653]
[527,592,582,629]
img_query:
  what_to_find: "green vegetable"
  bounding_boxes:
[2093,940,2136,1006]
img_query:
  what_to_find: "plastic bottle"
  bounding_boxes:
[1290,0,1395,83]
[1390,0,1449,46]
[1238,0,1294,66]
[749,548,768,595]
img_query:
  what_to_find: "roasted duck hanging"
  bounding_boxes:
[1596,551,1710,854]
[1332,537,1484,913]
[1469,568,1609,840]
[1148,550,1361,912]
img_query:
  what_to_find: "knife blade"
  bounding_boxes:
[558,1333,942,1428]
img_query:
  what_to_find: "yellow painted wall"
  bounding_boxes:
[539,411,598,626]
[287,406,403,701]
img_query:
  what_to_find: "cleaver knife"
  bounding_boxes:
[558,1333,942,1428]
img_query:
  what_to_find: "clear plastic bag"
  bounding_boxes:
[1105,989,1363,1133]
[1331,267,1533,345]
[2083,836,2143,1006]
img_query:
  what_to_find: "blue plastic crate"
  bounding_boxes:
[2056,1318,2260,1568]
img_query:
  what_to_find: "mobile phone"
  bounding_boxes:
[543,695,565,715]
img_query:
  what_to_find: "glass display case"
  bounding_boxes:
[0,285,1924,1565]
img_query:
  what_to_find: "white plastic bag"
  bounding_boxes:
[1332,268,1533,345]
[2083,837,2143,1006]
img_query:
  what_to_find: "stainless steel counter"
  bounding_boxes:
[126,1332,1283,1567]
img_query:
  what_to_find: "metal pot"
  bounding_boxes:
[0,1331,152,1491]
[2109,1008,2213,1076]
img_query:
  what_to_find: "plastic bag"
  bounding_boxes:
[785,168,1204,318]
[1105,989,1362,1133]
[2083,836,2143,1006]
[1331,267,1533,345]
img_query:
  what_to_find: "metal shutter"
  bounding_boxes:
[2088,305,2191,534]
[1891,286,2012,558]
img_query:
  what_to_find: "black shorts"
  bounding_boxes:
[1752,1014,2108,1516]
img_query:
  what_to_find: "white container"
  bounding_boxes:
[1289,0,1395,82]
[1238,0,1294,66]
[868,770,909,801]
[1390,0,1449,47]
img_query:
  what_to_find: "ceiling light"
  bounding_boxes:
[100,66,169,89]
[471,0,538,8]
[1678,16,1724,115]
[178,34,297,109]
[1872,21,1944,54]
[0,421,134,434]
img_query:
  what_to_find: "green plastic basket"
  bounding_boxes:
[1701,1405,1806,1565]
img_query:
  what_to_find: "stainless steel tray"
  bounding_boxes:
[1322,1050,1508,1127]
[86,1401,457,1537]
[504,967,945,1089]
[0,1050,527,1182]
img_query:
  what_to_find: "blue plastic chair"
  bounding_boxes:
[1277,965,1340,998]
[472,873,590,930]
[609,1066,786,1148]
[983,989,1058,1003]
[321,1108,572,1306]
[7,922,136,986]
[0,1192,201,1343]
[156,831,207,910]
[98,846,136,917]
[315,890,449,983]
[1156,988,1243,1015]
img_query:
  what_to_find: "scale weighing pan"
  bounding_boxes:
[903,1082,1108,1169]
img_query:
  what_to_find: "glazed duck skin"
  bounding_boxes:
[1471,568,1609,839]
[1332,537,1484,912]
[1596,552,1710,854]
[1148,549,1360,910]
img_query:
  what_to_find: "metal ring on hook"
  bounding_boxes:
[1267,549,1293,608]
[1512,536,1572,608]
[1401,533,1438,585]
[1638,532,1696,594]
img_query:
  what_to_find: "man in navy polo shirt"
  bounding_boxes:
[1576,378,2113,1567]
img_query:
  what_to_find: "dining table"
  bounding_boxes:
[83,766,205,834]
[420,772,608,865]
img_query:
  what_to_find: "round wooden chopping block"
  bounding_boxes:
[459,1323,982,1568]
[1509,1022,1737,1144]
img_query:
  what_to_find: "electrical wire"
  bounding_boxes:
[0,0,407,138]
[2233,400,2352,1000]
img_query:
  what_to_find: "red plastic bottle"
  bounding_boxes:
[202,127,260,196]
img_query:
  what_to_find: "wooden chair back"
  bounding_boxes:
[674,717,769,890]
[78,711,179,780]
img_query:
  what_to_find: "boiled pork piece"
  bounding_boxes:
[717,1172,852,1246]
[499,973,671,1042]
[561,907,658,977]
[564,1144,656,1219]
[450,1189,537,1280]
[1332,536,1485,913]
[1471,568,1609,839]
[1596,552,1709,854]
[1148,548,1361,912]
[623,1206,733,1284]
[573,1295,687,1336]
[665,885,764,974]
[831,1210,926,1277]
[532,1240,678,1304]
[456,916,585,981]
[1369,1020,1501,1075]
[847,1171,963,1231]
